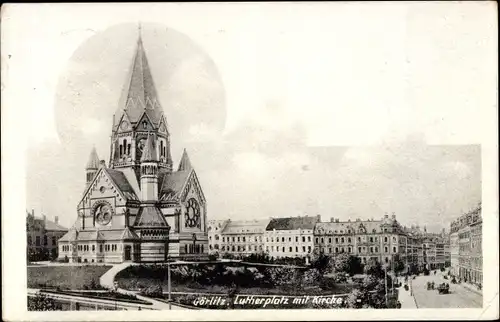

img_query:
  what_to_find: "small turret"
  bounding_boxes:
[140,134,158,201]
[85,147,100,185]
[178,149,193,172]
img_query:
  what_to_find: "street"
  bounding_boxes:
[408,272,482,308]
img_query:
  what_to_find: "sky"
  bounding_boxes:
[3,2,496,232]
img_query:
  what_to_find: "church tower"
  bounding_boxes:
[110,25,173,181]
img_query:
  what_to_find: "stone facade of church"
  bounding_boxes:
[58,30,208,263]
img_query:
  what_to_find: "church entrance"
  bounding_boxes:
[124,245,132,261]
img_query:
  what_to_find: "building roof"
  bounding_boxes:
[266,216,319,231]
[221,219,270,234]
[140,134,158,162]
[59,228,141,242]
[177,149,193,172]
[59,228,79,242]
[44,219,68,232]
[86,147,101,170]
[121,227,140,240]
[114,30,165,130]
[134,205,170,227]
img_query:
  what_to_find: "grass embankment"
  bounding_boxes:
[27,265,112,290]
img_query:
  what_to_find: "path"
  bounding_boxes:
[408,273,482,308]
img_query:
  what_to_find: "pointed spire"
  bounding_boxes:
[178,149,193,172]
[86,147,100,170]
[141,133,158,162]
[114,24,164,129]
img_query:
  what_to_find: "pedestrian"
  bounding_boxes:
[396,301,402,309]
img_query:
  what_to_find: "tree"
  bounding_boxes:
[364,259,385,279]
[392,255,405,275]
[310,253,330,274]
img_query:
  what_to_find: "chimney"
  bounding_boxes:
[392,213,396,220]
[330,217,334,223]
[42,214,46,222]
[335,219,339,223]
[99,160,106,168]
[316,214,321,221]
[384,213,389,219]
[348,219,351,222]
[55,216,59,224]
[32,209,34,217]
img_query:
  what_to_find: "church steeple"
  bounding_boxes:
[110,24,172,173]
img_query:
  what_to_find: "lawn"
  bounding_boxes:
[27,265,112,290]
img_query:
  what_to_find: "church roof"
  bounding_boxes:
[106,169,139,200]
[121,227,140,240]
[59,228,78,242]
[140,134,157,162]
[134,205,169,227]
[177,149,193,172]
[86,147,100,170]
[114,30,165,131]
[159,170,190,200]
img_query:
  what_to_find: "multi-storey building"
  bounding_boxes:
[264,216,319,259]
[26,209,68,261]
[314,214,407,266]
[450,203,482,285]
[218,219,269,255]
[207,219,229,254]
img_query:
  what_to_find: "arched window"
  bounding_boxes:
[127,144,131,155]
[119,145,123,157]
[123,139,127,155]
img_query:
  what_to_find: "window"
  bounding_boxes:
[282,237,285,242]
[308,246,311,252]
[335,247,339,253]
[370,237,373,243]
[289,247,292,252]
[52,236,56,246]
[289,237,292,242]
[348,247,352,253]
[315,237,319,243]
[375,237,378,242]
[266,238,269,242]
[328,238,332,243]
[329,247,332,253]
[35,236,40,246]
[303,246,306,252]
[384,237,388,243]
[100,244,103,253]
[358,237,361,242]
[393,246,396,253]
[358,247,362,253]
[302,236,306,242]
[271,246,274,251]
[370,247,373,253]
[393,237,396,242]
[335,238,339,243]
[232,237,235,242]
[385,247,388,253]
[375,247,378,252]
[242,237,246,242]
[282,247,285,252]
[341,237,345,243]
[296,236,298,242]
[308,236,311,242]
[237,237,240,242]
[348,238,351,243]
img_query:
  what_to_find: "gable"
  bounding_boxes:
[135,111,155,131]
[78,168,135,210]
[180,170,206,204]
[158,115,169,135]
[116,112,133,133]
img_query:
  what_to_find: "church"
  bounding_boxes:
[58,29,208,263]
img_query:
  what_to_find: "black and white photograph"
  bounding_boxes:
[1,2,498,321]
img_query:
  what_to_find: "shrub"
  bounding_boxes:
[28,294,62,311]
[141,284,163,297]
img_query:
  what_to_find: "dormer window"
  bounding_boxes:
[142,121,147,129]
